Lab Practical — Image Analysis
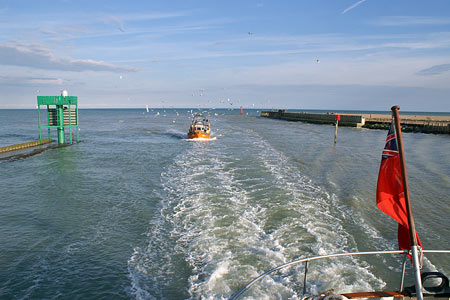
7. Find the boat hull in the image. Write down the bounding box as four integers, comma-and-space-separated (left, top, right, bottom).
188, 132, 210, 139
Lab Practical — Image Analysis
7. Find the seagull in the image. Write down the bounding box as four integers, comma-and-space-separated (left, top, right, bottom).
316, 59, 320, 64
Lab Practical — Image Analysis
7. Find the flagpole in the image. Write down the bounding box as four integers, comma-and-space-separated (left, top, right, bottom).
391, 106, 423, 300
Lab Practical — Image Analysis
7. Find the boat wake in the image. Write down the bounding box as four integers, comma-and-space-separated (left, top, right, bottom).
128, 128, 386, 299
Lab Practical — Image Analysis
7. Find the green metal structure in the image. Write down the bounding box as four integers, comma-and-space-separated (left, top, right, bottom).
37, 95, 79, 144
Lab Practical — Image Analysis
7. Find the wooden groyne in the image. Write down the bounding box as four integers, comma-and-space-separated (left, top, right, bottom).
261, 110, 450, 134
0, 139, 52, 153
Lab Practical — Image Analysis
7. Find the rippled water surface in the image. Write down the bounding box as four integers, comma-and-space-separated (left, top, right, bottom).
0, 109, 449, 299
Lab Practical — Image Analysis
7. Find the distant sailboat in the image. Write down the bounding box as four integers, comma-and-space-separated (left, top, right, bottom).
146, 105, 149, 112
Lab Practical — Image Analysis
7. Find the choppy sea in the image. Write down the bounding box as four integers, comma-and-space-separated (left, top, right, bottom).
0, 108, 449, 299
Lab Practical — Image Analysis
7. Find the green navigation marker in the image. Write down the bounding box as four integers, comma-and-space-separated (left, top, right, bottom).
37, 90, 79, 145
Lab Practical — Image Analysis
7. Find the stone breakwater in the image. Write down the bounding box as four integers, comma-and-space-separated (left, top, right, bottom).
261, 110, 450, 134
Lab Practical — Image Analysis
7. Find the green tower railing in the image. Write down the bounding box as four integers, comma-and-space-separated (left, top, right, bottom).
37, 94, 79, 144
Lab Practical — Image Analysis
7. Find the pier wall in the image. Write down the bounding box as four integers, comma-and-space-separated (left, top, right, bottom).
360, 113, 450, 133
261, 111, 450, 134
261, 111, 364, 127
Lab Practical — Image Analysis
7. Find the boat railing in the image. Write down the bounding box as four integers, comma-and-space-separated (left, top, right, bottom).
229, 249, 450, 300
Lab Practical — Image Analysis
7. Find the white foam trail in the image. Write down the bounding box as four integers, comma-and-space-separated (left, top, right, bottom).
129, 127, 387, 299
159, 139, 299, 298
248, 136, 385, 293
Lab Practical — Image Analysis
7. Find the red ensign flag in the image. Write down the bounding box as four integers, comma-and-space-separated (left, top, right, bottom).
376, 122, 421, 251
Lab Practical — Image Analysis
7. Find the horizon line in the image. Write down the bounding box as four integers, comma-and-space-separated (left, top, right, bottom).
1, 107, 449, 114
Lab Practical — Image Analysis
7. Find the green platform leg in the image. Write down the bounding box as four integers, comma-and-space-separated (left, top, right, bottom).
57, 105, 65, 144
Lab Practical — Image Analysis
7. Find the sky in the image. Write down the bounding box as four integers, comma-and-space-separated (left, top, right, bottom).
1, 0, 450, 111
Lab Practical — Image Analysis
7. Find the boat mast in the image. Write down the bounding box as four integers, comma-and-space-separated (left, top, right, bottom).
391, 106, 423, 300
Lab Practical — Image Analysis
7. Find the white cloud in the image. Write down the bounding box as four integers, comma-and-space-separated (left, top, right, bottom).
342, 0, 367, 14
0, 75, 65, 86
103, 11, 191, 23
373, 16, 450, 26
106, 31, 450, 64
35, 15, 231, 43
0, 43, 138, 72
104, 15, 125, 32
194, 55, 450, 90
417, 64, 450, 76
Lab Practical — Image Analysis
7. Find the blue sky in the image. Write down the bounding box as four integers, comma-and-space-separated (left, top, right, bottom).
1, 0, 450, 111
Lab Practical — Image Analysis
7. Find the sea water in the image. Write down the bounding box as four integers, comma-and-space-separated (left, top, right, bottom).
0, 108, 449, 299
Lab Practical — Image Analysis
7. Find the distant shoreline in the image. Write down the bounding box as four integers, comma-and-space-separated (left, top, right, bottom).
1, 107, 450, 115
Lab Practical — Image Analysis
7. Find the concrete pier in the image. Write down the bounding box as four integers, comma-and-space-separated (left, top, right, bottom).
261, 110, 365, 127
360, 113, 450, 133
261, 110, 450, 134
